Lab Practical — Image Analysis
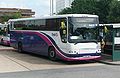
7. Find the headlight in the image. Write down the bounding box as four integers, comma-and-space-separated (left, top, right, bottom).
96, 44, 101, 49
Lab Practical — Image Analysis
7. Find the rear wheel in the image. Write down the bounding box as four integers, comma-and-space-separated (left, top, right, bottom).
48, 47, 56, 61
18, 42, 23, 53
1, 39, 3, 45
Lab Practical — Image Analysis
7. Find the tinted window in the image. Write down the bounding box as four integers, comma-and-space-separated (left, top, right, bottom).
13, 18, 67, 31
14, 21, 26, 30
34, 19, 46, 30
46, 19, 59, 31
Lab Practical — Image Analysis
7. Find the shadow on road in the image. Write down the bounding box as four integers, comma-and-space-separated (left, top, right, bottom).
0, 49, 97, 65
94, 60, 120, 66
93, 54, 120, 66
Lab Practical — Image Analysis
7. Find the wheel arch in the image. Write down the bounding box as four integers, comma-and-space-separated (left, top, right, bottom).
18, 41, 22, 47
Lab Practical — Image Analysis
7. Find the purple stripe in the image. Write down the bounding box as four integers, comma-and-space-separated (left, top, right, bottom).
34, 32, 52, 46
12, 31, 101, 61
15, 31, 52, 46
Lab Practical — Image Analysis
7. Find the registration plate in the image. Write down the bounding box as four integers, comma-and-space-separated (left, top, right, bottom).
83, 55, 91, 58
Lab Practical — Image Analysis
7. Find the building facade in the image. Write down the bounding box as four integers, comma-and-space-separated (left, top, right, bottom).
0, 8, 35, 23
0, 8, 35, 18
56, 0, 74, 13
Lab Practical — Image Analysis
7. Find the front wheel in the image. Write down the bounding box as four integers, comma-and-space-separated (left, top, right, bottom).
18, 42, 23, 53
48, 47, 56, 61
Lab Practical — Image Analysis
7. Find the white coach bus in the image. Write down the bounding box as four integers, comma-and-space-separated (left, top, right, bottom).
8, 14, 101, 61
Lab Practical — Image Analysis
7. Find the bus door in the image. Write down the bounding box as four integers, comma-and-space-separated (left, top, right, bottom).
59, 19, 68, 52
59, 20, 67, 43
101, 25, 113, 55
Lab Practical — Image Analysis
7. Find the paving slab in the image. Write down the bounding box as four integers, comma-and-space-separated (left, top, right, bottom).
0, 46, 104, 73
0, 50, 103, 71
0, 46, 15, 51
0, 54, 29, 73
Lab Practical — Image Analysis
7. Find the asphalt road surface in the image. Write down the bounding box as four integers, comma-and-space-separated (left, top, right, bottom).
0, 45, 103, 73
0, 64, 120, 78
0, 45, 120, 78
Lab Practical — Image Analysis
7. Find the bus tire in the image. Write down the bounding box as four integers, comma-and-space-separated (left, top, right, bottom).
18, 42, 23, 53
1, 39, 3, 45
48, 47, 56, 61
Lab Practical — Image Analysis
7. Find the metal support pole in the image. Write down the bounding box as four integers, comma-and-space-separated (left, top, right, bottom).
50, 0, 54, 16
50, 0, 51, 15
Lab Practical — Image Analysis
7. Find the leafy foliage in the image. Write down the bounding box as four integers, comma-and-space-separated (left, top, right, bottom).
1, 12, 21, 23
71, 0, 98, 14
58, 0, 120, 23
107, 0, 120, 23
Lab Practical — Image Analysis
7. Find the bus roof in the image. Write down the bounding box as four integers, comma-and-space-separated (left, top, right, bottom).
100, 24, 120, 28
8, 14, 98, 22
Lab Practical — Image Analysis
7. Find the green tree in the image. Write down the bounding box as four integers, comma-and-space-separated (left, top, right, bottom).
71, 0, 98, 14
59, 0, 98, 14
58, 7, 72, 14
58, 0, 119, 23
107, 0, 120, 23
1, 12, 22, 23
96, 0, 113, 23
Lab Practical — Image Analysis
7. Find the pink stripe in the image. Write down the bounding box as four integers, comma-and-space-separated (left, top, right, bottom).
28, 32, 52, 46
34, 32, 52, 46
55, 49, 101, 61
35, 33, 101, 61
13, 31, 101, 61
15, 31, 52, 46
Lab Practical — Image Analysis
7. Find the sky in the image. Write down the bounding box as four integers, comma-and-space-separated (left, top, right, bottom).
0, 0, 53, 17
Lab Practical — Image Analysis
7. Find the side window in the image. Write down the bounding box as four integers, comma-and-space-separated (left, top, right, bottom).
34, 19, 46, 30
59, 19, 67, 43
27, 20, 35, 30
14, 21, 26, 30
46, 19, 59, 31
